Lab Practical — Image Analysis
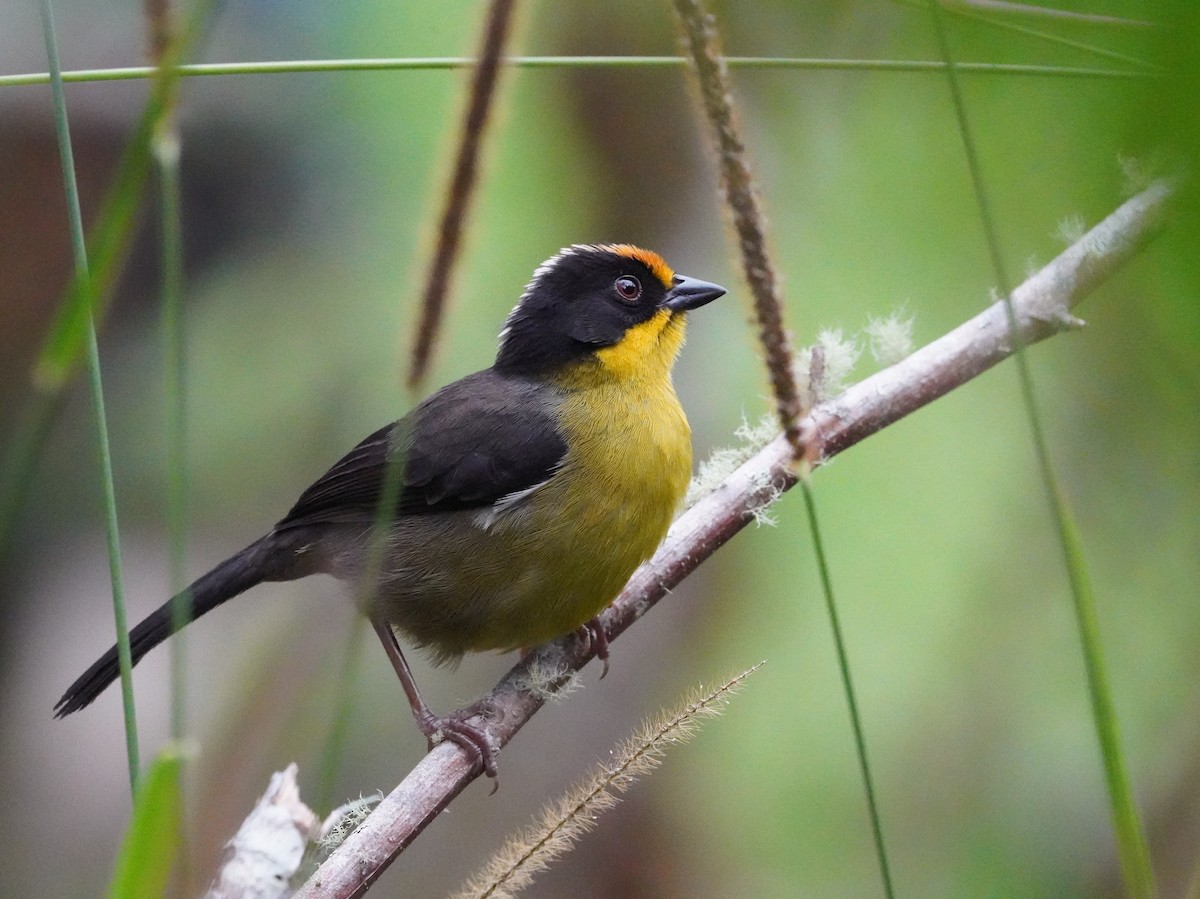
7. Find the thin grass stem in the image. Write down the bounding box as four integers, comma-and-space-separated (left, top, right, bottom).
153, 42, 193, 888
155, 85, 190, 748
800, 479, 895, 899
0, 56, 1155, 89
925, 4, 1157, 897
40, 0, 140, 795
671, 0, 805, 457
892, 0, 1160, 71
145, 0, 191, 748
456, 666, 761, 899
948, 0, 1156, 29
671, 4, 891, 893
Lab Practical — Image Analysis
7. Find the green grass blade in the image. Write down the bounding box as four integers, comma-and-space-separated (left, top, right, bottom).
925, 4, 1158, 897
40, 0, 140, 794
147, 0, 192, 739
106, 745, 186, 899
1055, 494, 1157, 898
32, 109, 155, 392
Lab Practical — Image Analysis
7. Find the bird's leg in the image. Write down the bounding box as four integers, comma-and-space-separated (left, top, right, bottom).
576, 617, 611, 679
370, 619, 499, 780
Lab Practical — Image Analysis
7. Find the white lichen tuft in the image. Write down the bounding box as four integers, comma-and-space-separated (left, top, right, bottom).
292, 790, 384, 885
685, 312, 915, 512
684, 413, 777, 508
516, 657, 584, 702
318, 793, 384, 853
865, 311, 914, 365
814, 327, 861, 395
1118, 153, 1153, 197
1056, 213, 1087, 245
734, 412, 778, 449
749, 483, 783, 527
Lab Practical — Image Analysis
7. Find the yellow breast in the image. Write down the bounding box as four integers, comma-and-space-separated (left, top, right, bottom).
552, 307, 693, 531
526, 311, 692, 630
481, 311, 693, 648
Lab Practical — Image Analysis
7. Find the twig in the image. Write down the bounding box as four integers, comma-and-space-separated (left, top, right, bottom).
671, 0, 806, 458
290, 180, 1173, 899
407, 0, 517, 389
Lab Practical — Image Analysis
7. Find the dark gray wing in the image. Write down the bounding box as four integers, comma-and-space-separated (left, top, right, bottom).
276, 369, 566, 530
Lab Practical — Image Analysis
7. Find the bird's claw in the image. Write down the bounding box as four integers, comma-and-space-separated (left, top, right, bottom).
420, 704, 501, 785
576, 618, 611, 679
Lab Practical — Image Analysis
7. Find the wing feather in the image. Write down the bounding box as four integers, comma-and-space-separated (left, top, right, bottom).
276, 370, 566, 530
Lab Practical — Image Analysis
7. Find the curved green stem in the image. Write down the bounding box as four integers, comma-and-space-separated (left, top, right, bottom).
926, 4, 1158, 896
40, 0, 140, 795
801, 479, 896, 899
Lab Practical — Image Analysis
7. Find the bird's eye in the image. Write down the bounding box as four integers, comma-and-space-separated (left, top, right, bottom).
614, 276, 641, 303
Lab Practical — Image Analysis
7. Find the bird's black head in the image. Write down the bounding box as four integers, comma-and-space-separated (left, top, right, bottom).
494, 244, 724, 379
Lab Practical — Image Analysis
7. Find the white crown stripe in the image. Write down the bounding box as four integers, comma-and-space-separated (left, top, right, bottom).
498, 245, 600, 351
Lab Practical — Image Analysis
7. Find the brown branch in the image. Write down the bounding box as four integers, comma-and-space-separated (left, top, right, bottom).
407, 0, 518, 390
671, 0, 806, 459
291, 180, 1174, 898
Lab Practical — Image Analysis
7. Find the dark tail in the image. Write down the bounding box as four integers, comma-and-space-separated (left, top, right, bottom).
54, 534, 282, 717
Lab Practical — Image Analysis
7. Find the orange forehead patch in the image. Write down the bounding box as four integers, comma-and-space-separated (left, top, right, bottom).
602, 244, 675, 290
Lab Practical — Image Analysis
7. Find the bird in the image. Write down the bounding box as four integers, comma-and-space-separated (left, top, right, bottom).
55, 243, 725, 777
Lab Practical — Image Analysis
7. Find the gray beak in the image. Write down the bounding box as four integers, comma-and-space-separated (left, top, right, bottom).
662, 274, 726, 312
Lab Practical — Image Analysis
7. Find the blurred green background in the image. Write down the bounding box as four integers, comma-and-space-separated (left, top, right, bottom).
1, 1, 1196, 896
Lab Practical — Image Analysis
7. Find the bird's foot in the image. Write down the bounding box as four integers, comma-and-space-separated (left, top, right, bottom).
575, 618, 611, 679
418, 701, 502, 787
